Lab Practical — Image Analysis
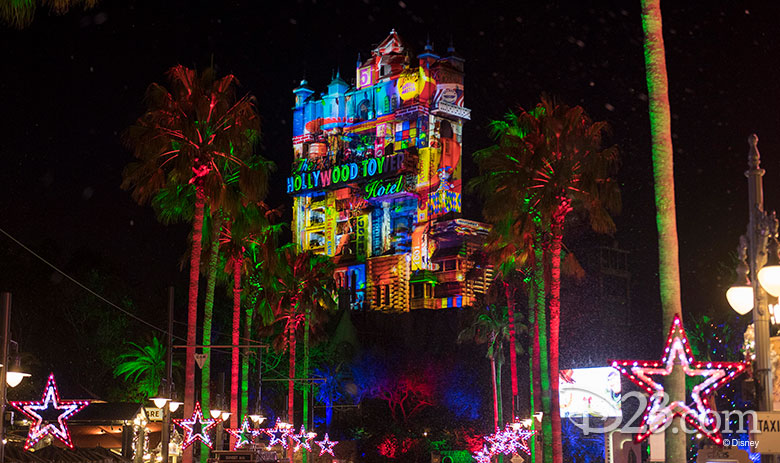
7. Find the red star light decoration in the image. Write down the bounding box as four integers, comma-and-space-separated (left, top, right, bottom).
173, 402, 220, 449
10, 373, 90, 450
226, 416, 262, 450
315, 433, 338, 456
610, 314, 747, 445
290, 425, 315, 452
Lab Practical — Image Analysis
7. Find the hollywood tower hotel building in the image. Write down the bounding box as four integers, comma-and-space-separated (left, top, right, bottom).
288, 30, 493, 311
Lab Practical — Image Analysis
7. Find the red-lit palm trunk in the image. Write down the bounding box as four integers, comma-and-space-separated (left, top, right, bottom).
504, 282, 519, 419
230, 257, 242, 435
549, 203, 569, 463
184, 189, 205, 463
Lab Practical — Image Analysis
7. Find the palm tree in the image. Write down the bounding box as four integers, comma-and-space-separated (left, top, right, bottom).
243, 219, 286, 419
472, 96, 620, 463
114, 337, 173, 400
482, 208, 546, 463
641, 1, 685, 460
1, 0, 97, 28
219, 202, 279, 432
122, 65, 267, 436
458, 305, 514, 431
265, 246, 335, 428
483, 213, 540, 417
313, 362, 348, 430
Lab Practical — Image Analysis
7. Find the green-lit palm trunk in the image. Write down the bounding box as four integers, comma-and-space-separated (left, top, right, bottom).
641, 1, 685, 461
504, 283, 519, 419
241, 305, 253, 418
536, 243, 552, 463
490, 354, 500, 430
200, 213, 221, 462
230, 257, 242, 444
527, 277, 538, 463
302, 308, 311, 463
549, 216, 566, 463
184, 189, 205, 463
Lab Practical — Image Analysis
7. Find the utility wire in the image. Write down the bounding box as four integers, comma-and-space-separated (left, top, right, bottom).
0, 225, 265, 360
0, 225, 177, 337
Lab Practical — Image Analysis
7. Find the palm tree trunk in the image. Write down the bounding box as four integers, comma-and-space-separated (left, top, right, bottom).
504, 282, 519, 419
536, 244, 552, 463
641, 1, 685, 461
230, 257, 242, 442
496, 356, 504, 463
241, 305, 253, 418
288, 316, 297, 426
302, 308, 311, 463
528, 278, 539, 463
184, 190, 205, 463
549, 222, 564, 463
490, 355, 499, 431
200, 212, 221, 463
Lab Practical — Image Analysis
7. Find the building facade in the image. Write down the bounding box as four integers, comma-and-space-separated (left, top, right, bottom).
288, 30, 492, 311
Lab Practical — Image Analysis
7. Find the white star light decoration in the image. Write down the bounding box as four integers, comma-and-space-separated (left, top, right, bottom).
315, 433, 338, 456
226, 416, 263, 450
610, 314, 747, 445
10, 373, 90, 450
473, 423, 536, 461
291, 425, 316, 452
173, 402, 221, 449
263, 418, 292, 449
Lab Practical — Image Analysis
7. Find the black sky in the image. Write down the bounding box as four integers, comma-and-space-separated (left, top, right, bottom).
2, 0, 780, 365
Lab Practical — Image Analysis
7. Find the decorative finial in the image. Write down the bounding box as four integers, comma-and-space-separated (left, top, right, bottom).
447, 35, 455, 53
356, 52, 362, 68
748, 133, 761, 170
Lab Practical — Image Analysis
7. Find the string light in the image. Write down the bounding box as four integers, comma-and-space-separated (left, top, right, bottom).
225, 415, 262, 450
10, 373, 90, 450
263, 418, 292, 449
472, 422, 537, 461
290, 426, 315, 452
609, 314, 747, 445
315, 433, 338, 456
173, 402, 220, 449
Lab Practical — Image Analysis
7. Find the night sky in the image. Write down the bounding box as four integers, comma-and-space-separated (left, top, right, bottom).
2, 1, 780, 372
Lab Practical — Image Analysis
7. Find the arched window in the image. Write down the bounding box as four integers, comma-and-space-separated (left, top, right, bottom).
359, 99, 370, 120
440, 120, 453, 139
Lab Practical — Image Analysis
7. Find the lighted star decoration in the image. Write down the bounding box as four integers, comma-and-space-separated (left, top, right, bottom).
315, 433, 338, 456
610, 313, 747, 445
173, 402, 221, 449
226, 415, 263, 450
290, 425, 315, 452
472, 445, 491, 463
10, 373, 90, 450
474, 423, 537, 461
263, 418, 291, 449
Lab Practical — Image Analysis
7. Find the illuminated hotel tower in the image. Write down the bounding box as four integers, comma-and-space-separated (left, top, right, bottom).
289, 30, 492, 311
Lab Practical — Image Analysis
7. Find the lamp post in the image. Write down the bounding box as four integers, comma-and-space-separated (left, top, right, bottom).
152, 287, 176, 463
0, 292, 30, 463
727, 135, 780, 462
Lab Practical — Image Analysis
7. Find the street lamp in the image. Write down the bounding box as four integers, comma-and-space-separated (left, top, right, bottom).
0, 292, 30, 463
727, 135, 780, 427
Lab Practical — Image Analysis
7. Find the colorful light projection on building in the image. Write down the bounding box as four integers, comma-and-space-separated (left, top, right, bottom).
289, 30, 488, 312
287, 153, 407, 194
